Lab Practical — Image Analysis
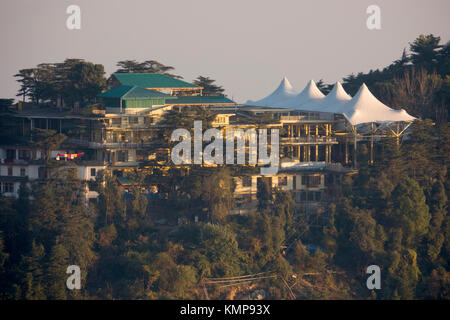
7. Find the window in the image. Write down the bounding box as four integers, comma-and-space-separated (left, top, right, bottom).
300, 191, 307, 201
278, 176, 288, 186
8, 167, 13, 176
90, 168, 96, 177
112, 118, 121, 126
145, 117, 154, 125
310, 175, 321, 186
38, 167, 46, 179
20, 168, 26, 177
307, 191, 314, 201
2, 182, 14, 193
129, 117, 138, 124
242, 176, 252, 187
301, 175, 307, 185
117, 151, 128, 162
18, 150, 31, 160
6, 149, 15, 160
315, 191, 322, 201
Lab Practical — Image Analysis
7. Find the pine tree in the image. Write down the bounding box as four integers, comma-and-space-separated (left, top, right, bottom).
46, 243, 69, 300
391, 177, 431, 248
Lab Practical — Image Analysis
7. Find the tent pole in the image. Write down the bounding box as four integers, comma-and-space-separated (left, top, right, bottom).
370, 122, 374, 165
353, 125, 357, 169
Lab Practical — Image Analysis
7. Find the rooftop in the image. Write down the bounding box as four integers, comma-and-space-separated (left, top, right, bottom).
113, 73, 201, 90
98, 85, 176, 100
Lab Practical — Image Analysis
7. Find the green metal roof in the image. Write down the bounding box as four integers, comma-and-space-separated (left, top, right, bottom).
97, 85, 176, 100
113, 73, 201, 89
167, 95, 236, 105
117, 176, 134, 185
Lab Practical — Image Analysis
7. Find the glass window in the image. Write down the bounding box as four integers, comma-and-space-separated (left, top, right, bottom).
315, 191, 322, 201
129, 117, 138, 124
242, 176, 252, 187
278, 176, 288, 186
300, 191, 307, 201
18, 150, 31, 160
90, 168, 96, 177
2, 182, 14, 193
20, 168, 26, 177
301, 175, 307, 185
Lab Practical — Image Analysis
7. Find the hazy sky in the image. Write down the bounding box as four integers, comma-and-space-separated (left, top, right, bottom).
0, 0, 449, 103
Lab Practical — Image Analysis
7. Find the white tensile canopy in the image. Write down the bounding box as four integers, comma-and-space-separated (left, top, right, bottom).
335, 84, 416, 125
278, 79, 325, 108
246, 77, 297, 107
248, 78, 416, 125
307, 82, 352, 113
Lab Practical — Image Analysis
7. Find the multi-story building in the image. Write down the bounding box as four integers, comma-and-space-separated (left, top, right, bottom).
0, 73, 415, 222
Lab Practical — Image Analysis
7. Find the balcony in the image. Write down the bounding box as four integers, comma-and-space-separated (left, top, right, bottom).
66, 138, 154, 149
280, 136, 337, 144
0, 158, 30, 165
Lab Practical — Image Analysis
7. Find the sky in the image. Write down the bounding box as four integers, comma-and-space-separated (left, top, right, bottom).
0, 0, 449, 103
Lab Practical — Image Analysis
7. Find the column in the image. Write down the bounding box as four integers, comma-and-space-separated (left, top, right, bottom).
328, 145, 332, 163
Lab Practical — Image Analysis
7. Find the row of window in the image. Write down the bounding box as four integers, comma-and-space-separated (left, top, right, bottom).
241, 175, 322, 187
0, 182, 14, 193
110, 117, 153, 126
5, 149, 37, 161
296, 190, 323, 202
236, 190, 323, 204
3, 167, 26, 177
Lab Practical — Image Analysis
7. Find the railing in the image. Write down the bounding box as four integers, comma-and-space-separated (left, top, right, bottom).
66, 138, 153, 149
280, 136, 337, 143
0, 158, 30, 164
280, 115, 307, 121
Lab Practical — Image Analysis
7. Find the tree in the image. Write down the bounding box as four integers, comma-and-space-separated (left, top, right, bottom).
23, 241, 46, 300
114, 60, 181, 78
66, 61, 106, 108
385, 249, 420, 299
97, 170, 125, 226
46, 243, 69, 300
257, 177, 272, 212
193, 76, 225, 96
391, 177, 431, 248
190, 168, 234, 223
15, 59, 107, 109
0, 232, 9, 298
409, 34, 442, 71
33, 129, 67, 162
177, 223, 248, 278
29, 169, 96, 298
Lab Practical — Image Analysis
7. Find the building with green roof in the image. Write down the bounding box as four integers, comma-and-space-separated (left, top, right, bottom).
97, 85, 176, 112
